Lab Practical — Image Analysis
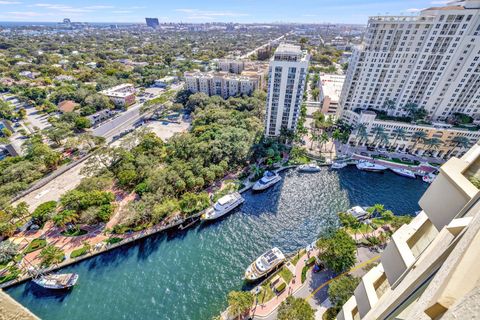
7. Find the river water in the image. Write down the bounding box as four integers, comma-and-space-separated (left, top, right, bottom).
6, 167, 428, 320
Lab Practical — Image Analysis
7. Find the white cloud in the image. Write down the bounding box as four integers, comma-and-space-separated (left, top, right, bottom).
112, 10, 130, 14
175, 8, 249, 20
0, 1, 21, 4
430, 0, 451, 4
7, 11, 42, 16
406, 8, 424, 13
31, 3, 115, 13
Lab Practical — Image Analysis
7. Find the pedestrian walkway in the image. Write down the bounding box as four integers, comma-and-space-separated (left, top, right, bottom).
251, 249, 319, 318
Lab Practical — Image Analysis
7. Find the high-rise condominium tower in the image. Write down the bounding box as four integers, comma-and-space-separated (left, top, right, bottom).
340, 0, 480, 122
265, 43, 309, 137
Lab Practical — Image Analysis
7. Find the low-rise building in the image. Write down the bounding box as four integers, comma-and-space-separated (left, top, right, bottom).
319, 74, 345, 117
100, 84, 136, 108
342, 109, 480, 159
154, 76, 177, 88
217, 59, 245, 74
184, 71, 262, 99
337, 140, 480, 320
87, 109, 118, 126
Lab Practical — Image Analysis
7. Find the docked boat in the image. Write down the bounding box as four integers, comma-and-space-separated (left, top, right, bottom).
298, 163, 321, 173
422, 173, 437, 184
331, 161, 347, 169
245, 247, 285, 281
201, 192, 244, 221
391, 168, 416, 179
32, 273, 79, 290
252, 171, 281, 191
356, 161, 387, 172
346, 206, 369, 221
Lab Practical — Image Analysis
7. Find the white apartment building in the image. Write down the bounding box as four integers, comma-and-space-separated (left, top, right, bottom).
340, 1, 480, 122
337, 140, 480, 320
343, 109, 480, 158
265, 43, 309, 137
217, 59, 245, 74
184, 71, 261, 99
319, 74, 346, 117
100, 84, 136, 108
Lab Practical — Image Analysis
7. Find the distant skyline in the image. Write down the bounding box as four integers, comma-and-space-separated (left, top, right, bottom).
0, 0, 453, 24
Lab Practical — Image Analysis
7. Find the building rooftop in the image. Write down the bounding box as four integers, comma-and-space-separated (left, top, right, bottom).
320, 74, 345, 102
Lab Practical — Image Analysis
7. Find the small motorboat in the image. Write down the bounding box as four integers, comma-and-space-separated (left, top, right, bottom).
201, 192, 244, 221
298, 163, 321, 173
245, 247, 285, 281
422, 173, 437, 184
391, 168, 416, 179
331, 161, 347, 169
252, 171, 281, 191
32, 273, 79, 290
356, 161, 387, 172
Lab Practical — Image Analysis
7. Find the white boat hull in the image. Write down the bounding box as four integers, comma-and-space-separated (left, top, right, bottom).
201, 197, 245, 221
331, 162, 347, 169
391, 168, 416, 179
252, 176, 281, 191
356, 162, 387, 172
33, 273, 79, 289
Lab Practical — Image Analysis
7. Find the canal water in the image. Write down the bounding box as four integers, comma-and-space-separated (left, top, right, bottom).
6, 167, 428, 320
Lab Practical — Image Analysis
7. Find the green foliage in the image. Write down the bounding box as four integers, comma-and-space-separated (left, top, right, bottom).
32, 201, 57, 225
61, 228, 88, 237
317, 229, 357, 273
39, 245, 65, 267
104, 237, 123, 245
227, 291, 254, 318
70, 242, 91, 259
23, 238, 47, 254
278, 296, 315, 320
179, 192, 210, 215
0, 241, 19, 265
328, 275, 360, 308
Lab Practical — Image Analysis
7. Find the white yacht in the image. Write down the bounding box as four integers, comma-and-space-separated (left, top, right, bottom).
391, 168, 416, 179
33, 273, 79, 290
346, 206, 369, 221
245, 247, 285, 281
422, 172, 437, 184
331, 161, 347, 169
252, 171, 281, 191
298, 163, 321, 173
201, 192, 244, 221
356, 161, 387, 172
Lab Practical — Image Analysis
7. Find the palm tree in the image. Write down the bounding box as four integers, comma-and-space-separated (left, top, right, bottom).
39, 245, 65, 267
383, 99, 396, 115
227, 291, 254, 320
53, 210, 79, 229
355, 124, 369, 146
319, 132, 329, 152
372, 126, 385, 146
309, 130, 319, 150
391, 128, 406, 149
402, 102, 419, 119
423, 138, 442, 152
447, 136, 470, 157
378, 132, 389, 148
411, 131, 427, 152
331, 129, 342, 152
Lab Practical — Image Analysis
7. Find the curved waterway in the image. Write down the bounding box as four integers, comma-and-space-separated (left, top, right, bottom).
6, 167, 428, 320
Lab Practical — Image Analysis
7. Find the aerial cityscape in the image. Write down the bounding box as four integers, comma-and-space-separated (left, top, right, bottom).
0, 1, 479, 320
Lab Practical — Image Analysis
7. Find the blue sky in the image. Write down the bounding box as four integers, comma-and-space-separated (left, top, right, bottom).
0, 0, 452, 23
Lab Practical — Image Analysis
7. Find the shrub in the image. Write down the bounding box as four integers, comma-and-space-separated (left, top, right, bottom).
70, 246, 89, 259
275, 282, 286, 293
32, 200, 57, 224
104, 237, 123, 245
23, 238, 47, 254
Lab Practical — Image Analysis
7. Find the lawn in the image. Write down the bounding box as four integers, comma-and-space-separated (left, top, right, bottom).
257, 266, 293, 304
70, 246, 89, 259
23, 238, 47, 254
104, 237, 123, 245
291, 249, 306, 266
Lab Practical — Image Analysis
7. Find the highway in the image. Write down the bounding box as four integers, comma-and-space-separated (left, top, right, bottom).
240, 33, 288, 59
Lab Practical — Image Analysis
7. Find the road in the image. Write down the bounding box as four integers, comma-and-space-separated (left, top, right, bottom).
240, 33, 288, 59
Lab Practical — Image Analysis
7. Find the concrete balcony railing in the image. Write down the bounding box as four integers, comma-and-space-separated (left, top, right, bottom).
354, 264, 391, 318
337, 296, 361, 320
419, 155, 480, 230
381, 211, 439, 285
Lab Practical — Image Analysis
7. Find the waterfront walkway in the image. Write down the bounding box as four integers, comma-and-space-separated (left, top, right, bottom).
250, 247, 380, 320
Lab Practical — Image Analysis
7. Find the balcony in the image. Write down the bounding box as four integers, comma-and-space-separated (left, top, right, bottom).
381, 211, 439, 285
419, 151, 480, 230
354, 264, 391, 317
337, 296, 360, 320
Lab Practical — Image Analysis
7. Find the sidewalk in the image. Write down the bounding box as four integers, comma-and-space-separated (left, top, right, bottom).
251, 249, 319, 318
